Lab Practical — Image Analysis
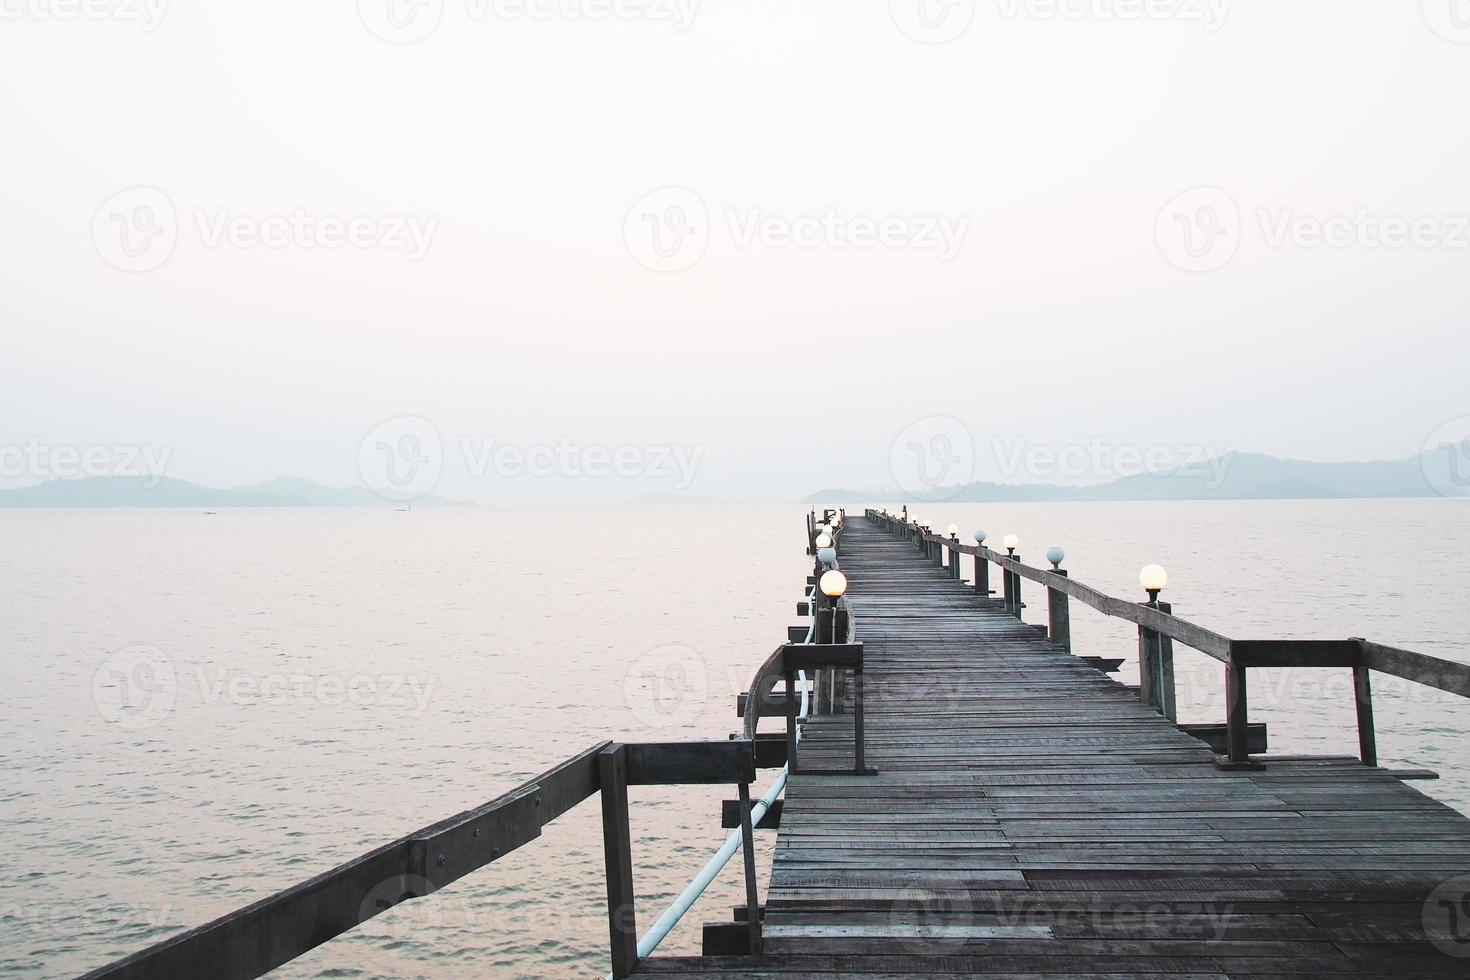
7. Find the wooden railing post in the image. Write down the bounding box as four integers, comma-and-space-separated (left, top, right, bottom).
815, 599, 834, 644
949, 536, 960, 578
1001, 558, 1014, 613
736, 782, 762, 955
598, 745, 637, 979
974, 550, 990, 596
1225, 661, 1250, 765
1009, 558, 1022, 619
1157, 601, 1177, 722
1353, 660, 1378, 767
1138, 603, 1177, 722
784, 662, 800, 773
1047, 570, 1071, 653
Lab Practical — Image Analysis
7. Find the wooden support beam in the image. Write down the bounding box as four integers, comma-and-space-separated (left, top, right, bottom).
736, 732, 788, 769
1180, 722, 1268, 755
720, 799, 782, 830
624, 741, 755, 786
1079, 656, 1124, 673
701, 922, 751, 957
1228, 639, 1362, 668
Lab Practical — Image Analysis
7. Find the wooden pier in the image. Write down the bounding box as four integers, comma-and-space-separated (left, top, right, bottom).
646, 513, 1470, 978
86, 509, 1470, 979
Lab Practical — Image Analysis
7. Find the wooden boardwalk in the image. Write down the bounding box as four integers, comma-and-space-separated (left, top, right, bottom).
640, 518, 1470, 977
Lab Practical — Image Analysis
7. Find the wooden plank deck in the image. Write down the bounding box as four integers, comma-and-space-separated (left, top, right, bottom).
637, 518, 1470, 977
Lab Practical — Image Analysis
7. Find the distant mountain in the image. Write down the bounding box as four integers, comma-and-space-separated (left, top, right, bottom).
0, 476, 472, 508
807, 445, 1470, 504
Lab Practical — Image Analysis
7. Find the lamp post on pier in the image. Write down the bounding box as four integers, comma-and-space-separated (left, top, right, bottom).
1137, 564, 1176, 722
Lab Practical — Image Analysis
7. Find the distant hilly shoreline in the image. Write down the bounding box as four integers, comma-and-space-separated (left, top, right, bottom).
807, 447, 1470, 504
0, 476, 472, 508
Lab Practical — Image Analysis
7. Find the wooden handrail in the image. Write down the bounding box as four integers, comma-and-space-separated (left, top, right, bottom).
83, 740, 760, 980
881, 513, 1470, 694
869, 508, 1470, 770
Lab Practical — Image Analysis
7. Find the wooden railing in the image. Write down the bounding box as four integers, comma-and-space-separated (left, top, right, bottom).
83, 740, 761, 980
747, 509, 873, 775
84, 510, 869, 980
867, 509, 1470, 768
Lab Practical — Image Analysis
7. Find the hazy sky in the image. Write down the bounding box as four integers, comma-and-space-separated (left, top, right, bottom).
4, 2, 1469, 502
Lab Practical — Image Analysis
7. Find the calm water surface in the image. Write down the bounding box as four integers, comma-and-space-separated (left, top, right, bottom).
2, 501, 1468, 978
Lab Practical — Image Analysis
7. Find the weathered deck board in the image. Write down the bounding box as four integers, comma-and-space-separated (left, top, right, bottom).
635, 518, 1470, 977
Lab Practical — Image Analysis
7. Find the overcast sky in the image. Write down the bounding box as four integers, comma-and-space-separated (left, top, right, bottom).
4, 1, 1469, 502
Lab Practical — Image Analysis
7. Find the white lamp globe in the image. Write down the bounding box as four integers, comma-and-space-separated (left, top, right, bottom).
947, 524, 959, 537
815, 532, 833, 549
817, 547, 837, 565
1140, 564, 1168, 593
974, 530, 987, 544
1003, 534, 1020, 552
1046, 547, 1066, 568
819, 570, 848, 598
